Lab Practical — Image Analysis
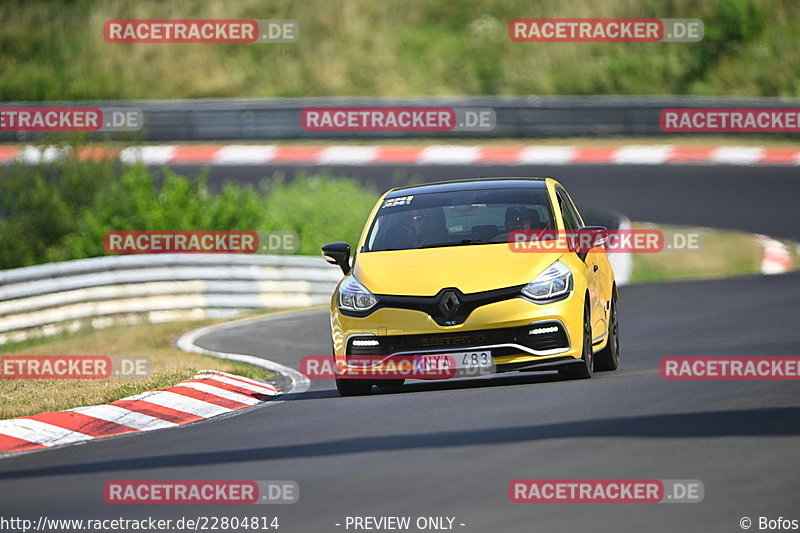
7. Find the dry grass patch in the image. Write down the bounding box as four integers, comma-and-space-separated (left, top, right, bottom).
0, 318, 275, 420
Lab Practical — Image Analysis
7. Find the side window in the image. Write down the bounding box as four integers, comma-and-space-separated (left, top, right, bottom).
366, 217, 382, 250
563, 192, 584, 228
557, 191, 578, 230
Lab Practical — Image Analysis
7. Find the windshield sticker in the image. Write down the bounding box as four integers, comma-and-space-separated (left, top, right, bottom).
382, 195, 414, 208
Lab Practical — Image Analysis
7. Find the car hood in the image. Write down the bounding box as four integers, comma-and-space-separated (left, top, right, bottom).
353, 244, 563, 296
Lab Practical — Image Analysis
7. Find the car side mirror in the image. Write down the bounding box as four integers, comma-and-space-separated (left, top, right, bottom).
581, 226, 609, 248
322, 242, 351, 275
573, 226, 608, 262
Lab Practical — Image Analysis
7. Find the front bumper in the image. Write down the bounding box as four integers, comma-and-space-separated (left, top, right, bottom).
331, 291, 585, 378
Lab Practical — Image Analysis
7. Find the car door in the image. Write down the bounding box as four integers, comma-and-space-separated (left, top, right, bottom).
556, 188, 603, 341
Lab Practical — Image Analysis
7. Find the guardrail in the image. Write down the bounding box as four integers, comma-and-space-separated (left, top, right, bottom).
0, 254, 341, 345
3, 96, 799, 141
0, 207, 630, 346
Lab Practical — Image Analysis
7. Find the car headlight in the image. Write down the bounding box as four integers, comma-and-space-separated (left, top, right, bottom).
338, 276, 378, 311
521, 260, 573, 301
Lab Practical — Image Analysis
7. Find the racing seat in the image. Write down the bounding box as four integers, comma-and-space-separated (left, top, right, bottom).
529, 210, 545, 230
471, 225, 499, 241
505, 206, 545, 231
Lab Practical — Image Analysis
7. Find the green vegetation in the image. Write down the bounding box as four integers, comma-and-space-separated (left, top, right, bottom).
0, 143, 379, 269
629, 223, 798, 282
0, 0, 797, 100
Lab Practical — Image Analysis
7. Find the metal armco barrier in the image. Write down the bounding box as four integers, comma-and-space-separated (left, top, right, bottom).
0, 203, 630, 346
0, 254, 341, 345
2, 96, 799, 141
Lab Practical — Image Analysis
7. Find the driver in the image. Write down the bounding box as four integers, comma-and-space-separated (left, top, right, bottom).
505, 206, 533, 231
410, 207, 447, 246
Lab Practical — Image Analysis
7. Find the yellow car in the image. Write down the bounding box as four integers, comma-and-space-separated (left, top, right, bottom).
322, 178, 619, 396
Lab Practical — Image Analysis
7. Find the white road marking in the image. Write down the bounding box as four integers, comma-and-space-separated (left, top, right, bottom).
612, 145, 673, 165
213, 145, 277, 165
124, 390, 232, 417
419, 146, 480, 164
517, 146, 575, 165
69, 405, 177, 431
174, 382, 261, 405
318, 146, 378, 164
0, 419, 94, 447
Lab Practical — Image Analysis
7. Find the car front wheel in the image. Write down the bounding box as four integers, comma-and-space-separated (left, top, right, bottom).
559, 302, 593, 380
594, 293, 619, 371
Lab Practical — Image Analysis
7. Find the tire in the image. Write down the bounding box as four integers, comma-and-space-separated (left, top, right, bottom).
374, 379, 405, 388
559, 302, 593, 380
594, 293, 619, 372
336, 378, 373, 396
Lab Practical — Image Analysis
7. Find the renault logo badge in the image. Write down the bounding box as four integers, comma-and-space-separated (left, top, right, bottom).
439, 290, 461, 318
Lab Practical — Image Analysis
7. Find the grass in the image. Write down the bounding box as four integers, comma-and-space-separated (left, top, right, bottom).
629, 222, 798, 282
0, 318, 275, 420
1, 0, 798, 100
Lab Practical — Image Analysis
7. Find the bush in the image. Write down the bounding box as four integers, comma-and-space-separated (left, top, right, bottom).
0, 154, 379, 269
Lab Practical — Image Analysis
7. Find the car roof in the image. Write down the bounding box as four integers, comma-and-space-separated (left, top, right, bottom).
384, 177, 550, 198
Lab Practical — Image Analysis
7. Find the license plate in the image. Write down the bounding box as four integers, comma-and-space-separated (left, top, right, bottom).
413, 351, 493, 373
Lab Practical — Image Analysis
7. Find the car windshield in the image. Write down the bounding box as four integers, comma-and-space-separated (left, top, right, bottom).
363, 187, 554, 252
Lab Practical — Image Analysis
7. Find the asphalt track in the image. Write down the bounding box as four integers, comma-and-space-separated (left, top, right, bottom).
164, 163, 800, 240
0, 164, 799, 533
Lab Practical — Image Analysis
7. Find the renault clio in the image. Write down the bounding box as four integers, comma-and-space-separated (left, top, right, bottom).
322, 178, 619, 396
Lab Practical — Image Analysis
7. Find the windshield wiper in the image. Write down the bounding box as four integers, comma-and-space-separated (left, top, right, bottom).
419, 239, 494, 249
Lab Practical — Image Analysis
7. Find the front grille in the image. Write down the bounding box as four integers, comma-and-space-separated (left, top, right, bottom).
381, 328, 519, 353
372, 285, 525, 326
346, 322, 569, 356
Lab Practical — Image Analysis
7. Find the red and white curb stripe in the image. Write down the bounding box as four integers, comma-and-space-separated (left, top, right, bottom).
0, 370, 278, 454
756, 236, 793, 275
2, 144, 800, 166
